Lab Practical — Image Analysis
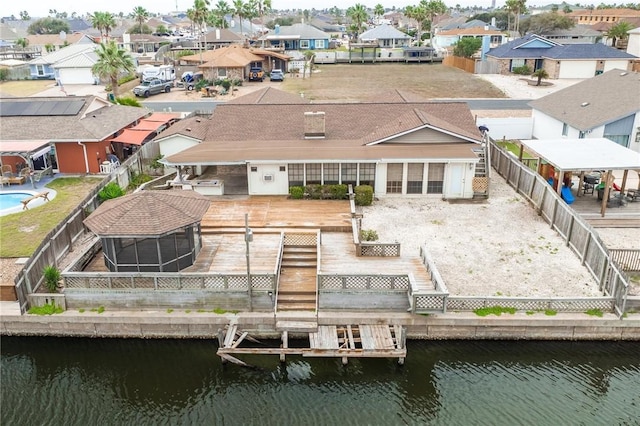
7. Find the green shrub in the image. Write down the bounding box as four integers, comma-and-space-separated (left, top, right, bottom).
43, 265, 61, 292
512, 65, 532, 75
128, 172, 152, 189
0, 68, 9, 81
585, 308, 603, 317
354, 185, 373, 206
98, 182, 125, 202
231, 78, 243, 87
360, 229, 379, 241
474, 306, 517, 316
305, 184, 322, 199
175, 50, 195, 58
289, 186, 304, 199
114, 96, 141, 107
28, 302, 63, 315
330, 184, 348, 200
220, 79, 231, 90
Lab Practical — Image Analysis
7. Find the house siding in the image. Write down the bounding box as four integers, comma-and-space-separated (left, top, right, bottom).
386, 128, 465, 144
54, 140, 112, 174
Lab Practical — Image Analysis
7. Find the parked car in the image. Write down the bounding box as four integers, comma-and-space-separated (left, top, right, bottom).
176, 71, 204, 91
270, 69, 285, 82
133, 79, 172, 97
249, 67, 264, 82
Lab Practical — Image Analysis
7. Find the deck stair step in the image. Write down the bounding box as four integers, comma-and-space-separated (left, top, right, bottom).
276, 302, 317, 311
281, 261, 316, 268
275, 320, 319, 332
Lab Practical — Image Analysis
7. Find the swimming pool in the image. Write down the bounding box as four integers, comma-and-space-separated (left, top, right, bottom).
0, 191, 52, 216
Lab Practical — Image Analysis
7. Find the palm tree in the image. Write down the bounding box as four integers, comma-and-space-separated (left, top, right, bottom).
374, 4, 385, 22
132, 6, 149, 34
532, 68, 548, 86
15, 37, 29, 51
244, 0, 258, 38
405, 4, 427, 46
92, 41, 135, 98
256, 0, 271, 44
233, 0, 246, 37
346, 3, 368, 39
189, 0, 209, 63
209, 0, 232, 29
423, 0, 447, 44
605, 21, 633, 48
90, 11, 116, 40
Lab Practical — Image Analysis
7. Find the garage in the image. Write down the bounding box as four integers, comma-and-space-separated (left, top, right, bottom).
57, 67, 96, 85
558, 60, 597, 79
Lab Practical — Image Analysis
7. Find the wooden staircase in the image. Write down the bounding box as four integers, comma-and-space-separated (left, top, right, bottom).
472, 145, 489, 199
275, 233, 320, 333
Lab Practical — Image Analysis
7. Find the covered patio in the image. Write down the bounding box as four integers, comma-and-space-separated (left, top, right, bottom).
521, 138, 640, 218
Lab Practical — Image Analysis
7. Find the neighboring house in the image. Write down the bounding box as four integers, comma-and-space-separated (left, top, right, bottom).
198, 28, 243, 50
528, 69, 640, 152
486, 34, 637, 78
566, 8, 640, 26
26, 33, 94, 52
358, 24, 411, 48
120, 33, 170, 54
0, 96, 149, 174
161, 88, 486, 200
432, 27, 506, 50
310, 17, 346, 34
260, 23, 331, 50
539, 24, 601, 44
179, 45, 289, 81
628, 27, 640, 57
28, 42, 96, 82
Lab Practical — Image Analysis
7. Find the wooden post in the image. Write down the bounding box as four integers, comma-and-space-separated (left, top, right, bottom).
620, 169, 628, 193
280, 331, 287, 363
577, 171, 585, 197
600, 171, 612, 217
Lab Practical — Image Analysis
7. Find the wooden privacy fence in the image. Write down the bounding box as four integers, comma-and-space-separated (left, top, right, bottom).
489, 139, 629, 317
443, 56, 475, 73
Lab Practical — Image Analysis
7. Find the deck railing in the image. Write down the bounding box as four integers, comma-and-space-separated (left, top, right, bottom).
610, 249, 640, 272
489, 139, 630, 317
273, 232, 285, 313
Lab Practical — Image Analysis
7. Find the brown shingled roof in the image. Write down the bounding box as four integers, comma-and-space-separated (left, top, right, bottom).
84, 191, 211, 237
153, 115, 211, 141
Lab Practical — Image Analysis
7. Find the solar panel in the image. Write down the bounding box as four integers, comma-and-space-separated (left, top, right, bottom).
0, 99, 85, 116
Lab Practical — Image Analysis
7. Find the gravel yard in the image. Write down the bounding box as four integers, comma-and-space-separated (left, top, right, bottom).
360, 173, 634, 297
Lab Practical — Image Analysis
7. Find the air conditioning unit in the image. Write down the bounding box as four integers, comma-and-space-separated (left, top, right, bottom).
263, 174, 274, 182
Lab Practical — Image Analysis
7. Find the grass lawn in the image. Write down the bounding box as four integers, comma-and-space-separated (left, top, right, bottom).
0, 80, 52, 97
497, 140, 534, 158
0, 177, 102, 257
280, 63, 506, 102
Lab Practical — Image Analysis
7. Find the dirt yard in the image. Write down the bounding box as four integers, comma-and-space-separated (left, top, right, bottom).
280, 63, 506, 101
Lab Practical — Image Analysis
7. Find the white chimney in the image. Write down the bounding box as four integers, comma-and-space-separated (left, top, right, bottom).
216, 28, 220, 39
304, 112, 325, 139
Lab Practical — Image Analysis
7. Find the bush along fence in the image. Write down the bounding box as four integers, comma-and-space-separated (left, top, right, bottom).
488, 138, 629, 317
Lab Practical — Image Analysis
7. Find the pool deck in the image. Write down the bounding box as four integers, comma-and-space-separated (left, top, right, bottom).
0, 175, 57, 216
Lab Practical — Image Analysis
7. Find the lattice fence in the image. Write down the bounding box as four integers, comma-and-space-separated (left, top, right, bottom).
447, 297, 615, 312
472, 177, 489, 192
414, 295, 447, 311
284, 233, 317, 246
359, 243, 401, 257
318, 275, 409, 290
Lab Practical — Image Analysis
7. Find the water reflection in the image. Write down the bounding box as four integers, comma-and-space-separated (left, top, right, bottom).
2, 337, 639, 425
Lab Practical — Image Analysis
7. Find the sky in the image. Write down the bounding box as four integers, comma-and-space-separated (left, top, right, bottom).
3, 0, 538, 20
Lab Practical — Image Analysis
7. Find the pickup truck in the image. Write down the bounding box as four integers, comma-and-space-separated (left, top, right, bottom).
133, 78, 172, 97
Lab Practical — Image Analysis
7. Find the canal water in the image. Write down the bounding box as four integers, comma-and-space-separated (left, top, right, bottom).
1, 337, 639, 425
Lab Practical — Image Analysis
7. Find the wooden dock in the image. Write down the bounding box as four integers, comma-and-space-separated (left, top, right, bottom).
217, 323, 406, 366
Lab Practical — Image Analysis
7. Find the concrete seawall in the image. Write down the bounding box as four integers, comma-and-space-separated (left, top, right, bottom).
2, 310, 639, 340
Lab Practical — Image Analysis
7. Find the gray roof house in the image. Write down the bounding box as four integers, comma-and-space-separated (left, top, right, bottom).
28, 41, 97, 84
260, 23, 331, 50
540, 24, 602, 44
528, 69, 640, 151
359, 24, 411, 48
486, 34, 637, 78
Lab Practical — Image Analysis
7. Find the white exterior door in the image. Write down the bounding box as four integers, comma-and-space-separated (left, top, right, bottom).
248, 164, 289, 195
58, 68, 95, 84
447, 163, 464, 198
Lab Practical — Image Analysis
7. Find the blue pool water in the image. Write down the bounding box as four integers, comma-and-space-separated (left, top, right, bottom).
0, 193, 31, 210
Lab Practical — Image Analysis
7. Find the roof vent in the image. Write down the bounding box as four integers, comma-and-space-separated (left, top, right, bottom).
196, 118, 201, 122
620, 72, 628, 76
581, 102, 590, 107
304, 111, 325, 139
186, 127, 191, 132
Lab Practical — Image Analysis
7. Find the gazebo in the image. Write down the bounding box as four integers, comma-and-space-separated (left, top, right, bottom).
520, 138, 640, 216
83, 190, 211, 272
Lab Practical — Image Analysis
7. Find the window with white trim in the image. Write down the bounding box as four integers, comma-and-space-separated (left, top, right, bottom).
300, 40, 310, 49
426, 163, 444, 194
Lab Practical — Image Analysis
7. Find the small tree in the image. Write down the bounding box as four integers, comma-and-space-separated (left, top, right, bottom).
532, 68, 548, 86
98, 182, 125, 201
453, 38, 482, 58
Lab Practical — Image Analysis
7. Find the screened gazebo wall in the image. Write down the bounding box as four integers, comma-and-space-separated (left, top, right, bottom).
101, 224, 202, 272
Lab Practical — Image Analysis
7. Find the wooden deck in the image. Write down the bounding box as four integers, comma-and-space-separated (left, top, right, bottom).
201, 196, 352, 232
217, 323, 407, 366
569, 189, 640, 228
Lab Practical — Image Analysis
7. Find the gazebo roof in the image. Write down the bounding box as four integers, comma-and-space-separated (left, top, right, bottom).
84, 190, 211, 237
520, 138, 640, 171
